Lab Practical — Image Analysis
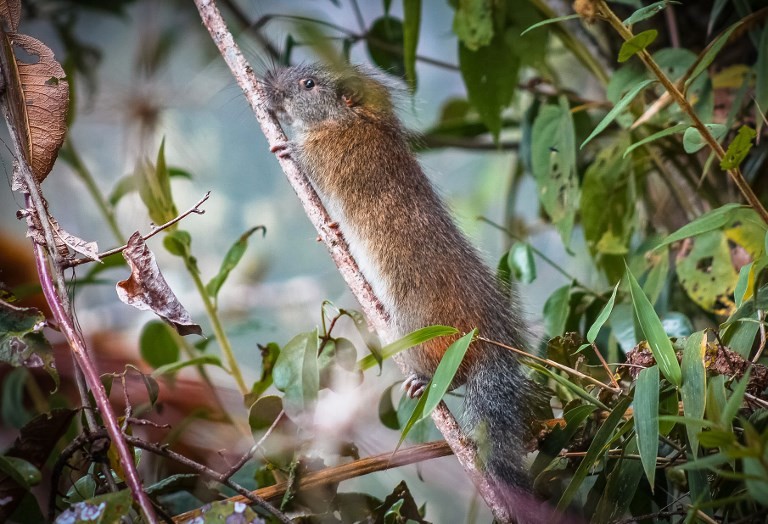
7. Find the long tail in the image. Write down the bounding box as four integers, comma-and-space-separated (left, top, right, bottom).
464, 344, 551, 522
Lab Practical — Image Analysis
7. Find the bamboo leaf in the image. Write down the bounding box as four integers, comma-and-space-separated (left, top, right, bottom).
587, 282, 620, 343
681, 331, 707, 456
653, 203, 744, 249
623, 123, 687, 158
581, 79, 655, 148
685, 22, 740, 87
397, 330, 475, 449
622, 1, 680, 26
626, 263, 682, 386
520, 14, 581, 36
403, 0, 421, 90
357, 326, 459, 371
556, 395, 633, 511
635, 365, 660, 489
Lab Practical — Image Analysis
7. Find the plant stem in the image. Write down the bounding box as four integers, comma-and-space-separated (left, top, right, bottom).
182, 252, 248, 396
596, 0, 768, 224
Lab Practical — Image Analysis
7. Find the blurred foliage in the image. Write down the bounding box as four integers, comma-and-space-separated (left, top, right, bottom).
2, 0, 768, 522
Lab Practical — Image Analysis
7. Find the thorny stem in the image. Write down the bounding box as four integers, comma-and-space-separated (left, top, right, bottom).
192, 1, 515, 521
595, 0, 768, 225
64, 191, 211, 268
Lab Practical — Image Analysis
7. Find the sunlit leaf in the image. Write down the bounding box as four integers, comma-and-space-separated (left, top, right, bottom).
357, 325, 458, 371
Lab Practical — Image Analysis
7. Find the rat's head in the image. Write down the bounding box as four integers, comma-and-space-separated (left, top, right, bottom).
263, 63, 396, 130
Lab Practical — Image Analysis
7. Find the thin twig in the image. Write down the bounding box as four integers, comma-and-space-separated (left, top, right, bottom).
63, 191, 211, 268
191, 1, 513, 521
591, 343, 621, 390
477, 336, 622, 395
172, 440, 453, 522
221, 411, 285, 482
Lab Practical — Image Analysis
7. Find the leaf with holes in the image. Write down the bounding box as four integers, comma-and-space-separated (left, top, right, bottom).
531, 97, 579, 244
676, 230, 738, 314
720, 126, 756, 170
0, 299, 58, 390
0, 30, 69, 182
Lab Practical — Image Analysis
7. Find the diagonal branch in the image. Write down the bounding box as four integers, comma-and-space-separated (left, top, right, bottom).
191, 0, 513, 521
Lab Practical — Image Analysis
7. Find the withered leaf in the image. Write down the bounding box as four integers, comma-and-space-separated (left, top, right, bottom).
0, 0, 20, 32
0, 30, 69, 182
116, 232, 202, 336
50, 217, 100, 262
0, 298, 59, 390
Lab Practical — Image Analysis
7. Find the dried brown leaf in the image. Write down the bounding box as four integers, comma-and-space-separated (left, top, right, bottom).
116, 232, 202, 336
0, 0, 20, 32
0, 30, 69, 182
50, 218, 100, 262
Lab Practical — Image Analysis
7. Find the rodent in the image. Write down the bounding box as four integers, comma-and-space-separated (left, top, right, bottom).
263, 62, 549, 520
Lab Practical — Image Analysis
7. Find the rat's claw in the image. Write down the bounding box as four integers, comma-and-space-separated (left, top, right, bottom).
403, 373, 429, 399
270, 141, 292, 159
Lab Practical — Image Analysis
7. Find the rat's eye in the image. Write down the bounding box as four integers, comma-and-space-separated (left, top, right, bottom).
301, 78, 316, 89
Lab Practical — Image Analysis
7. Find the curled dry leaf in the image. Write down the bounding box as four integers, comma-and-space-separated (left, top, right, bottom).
0, 30, 69, 182
116, 232, 202, 337
0, 0, 20, 32
49, 217, 100, 262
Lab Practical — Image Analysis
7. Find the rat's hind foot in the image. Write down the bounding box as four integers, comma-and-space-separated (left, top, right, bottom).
270, 141, 293, 159
403, 373, 430, 399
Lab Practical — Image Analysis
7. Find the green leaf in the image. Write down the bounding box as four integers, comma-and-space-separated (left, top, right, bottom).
206, 226, 264, 301
543, 283, 572, 338
378, 383, 401, 430
397, 330, 475, 449
697, 429, 736, 448
581, 79, 655, 148
618, 30, 658, 63
681, 331, 706, 455
453, 0, 494, 50
520, 14, 580, 36
587, 282, 620, 343
135, 138, 178, 227
402, 0, 421, 90
734, 261, 754, 308
581, 136, 635, 260
622, 1, 679, 26
248, 395, 283, 431
367, 17, 405, 78
151, 354, 223, 377
109, 167, 191, 207
682, 123, 727, 153
139, 320, 180, 369
526, 361, 609, 410
720, 125, 757, 170
756, 23, 768, 135
0, 456, 40, 488
685, 22, 740, 88
272, 330, 319, 418
744, 448, 768, 504
163, 229, 191, 257
625, 263, 682, 387
592, 436, 645, 523
721, 370, 750, 425
531, 97, 579, 244
623, 123, 687, 158
532, 404, 596, 476
654, 203, 744, 249
54, 489, 133, 524
0, 300, 59, 391
357, 325, 458, 371
247, 342, 280, 401
705, 374, 727, 429
643, 248, 669, 306
556, 395, 633, 511
635, 365, 660, 488
507, 242, 536, 284
458, 33, 519, 139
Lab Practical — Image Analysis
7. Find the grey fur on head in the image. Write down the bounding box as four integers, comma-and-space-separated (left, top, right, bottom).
263, 62, 403, 130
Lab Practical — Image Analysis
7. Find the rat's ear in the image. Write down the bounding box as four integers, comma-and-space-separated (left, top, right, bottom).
339, 76, 365, 107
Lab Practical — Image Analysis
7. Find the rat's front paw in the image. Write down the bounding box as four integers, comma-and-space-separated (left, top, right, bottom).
403, 373, 430, 399
270, 141, 293, 159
